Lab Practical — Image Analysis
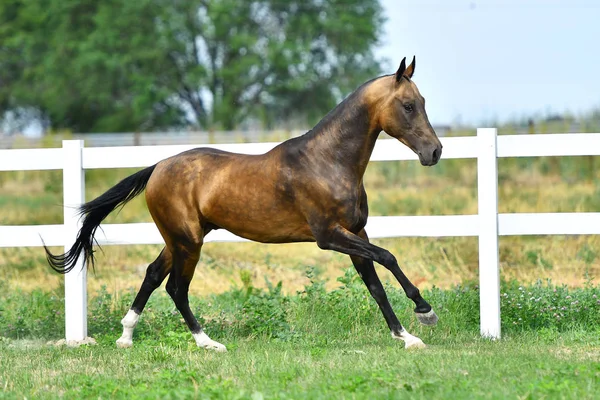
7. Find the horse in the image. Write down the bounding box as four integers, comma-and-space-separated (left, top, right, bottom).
44, 56, 443, 351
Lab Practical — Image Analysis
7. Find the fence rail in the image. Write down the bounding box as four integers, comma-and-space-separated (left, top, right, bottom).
1, 128, 599, 343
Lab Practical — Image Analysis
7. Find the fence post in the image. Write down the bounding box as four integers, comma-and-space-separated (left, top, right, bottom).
477, 128, 501, 339
62, 140, 87, 343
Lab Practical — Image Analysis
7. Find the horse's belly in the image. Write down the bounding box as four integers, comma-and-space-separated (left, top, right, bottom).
230, 224, 315, 244
202, 196, 315, 244
211, 214, 315, 244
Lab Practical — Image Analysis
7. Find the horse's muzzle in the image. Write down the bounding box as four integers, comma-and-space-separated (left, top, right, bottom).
418, 145, 442, 166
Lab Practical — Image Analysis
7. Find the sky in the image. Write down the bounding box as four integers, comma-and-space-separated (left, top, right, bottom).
374, 0, 600, 126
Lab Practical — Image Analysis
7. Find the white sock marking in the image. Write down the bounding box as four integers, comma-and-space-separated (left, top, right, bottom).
193, 331, 227, 352
116, 309, 140, 348
392, 329, 426, 349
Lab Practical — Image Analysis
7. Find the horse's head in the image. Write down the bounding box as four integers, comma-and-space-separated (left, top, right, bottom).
378, 56, 442, 166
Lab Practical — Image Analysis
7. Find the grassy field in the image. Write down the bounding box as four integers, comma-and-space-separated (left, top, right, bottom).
0, 269, 600, 399
2, 332, 599, 399
1, 272, 599, 399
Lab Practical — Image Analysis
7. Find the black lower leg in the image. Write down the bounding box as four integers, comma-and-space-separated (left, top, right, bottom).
351, 254, 404, 335
386, 265, 431, 314
166, 274, 202, 333
130, 248, 171, 314
165, 249, 203, 334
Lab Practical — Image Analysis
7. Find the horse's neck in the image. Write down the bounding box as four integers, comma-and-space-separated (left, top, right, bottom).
301, 77, 390, 178
306, 100, 382, 179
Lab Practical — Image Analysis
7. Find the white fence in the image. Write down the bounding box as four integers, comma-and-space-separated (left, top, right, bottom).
1, 128, 600, 342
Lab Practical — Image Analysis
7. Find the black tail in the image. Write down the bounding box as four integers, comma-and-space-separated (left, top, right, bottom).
44, 164, 157, 274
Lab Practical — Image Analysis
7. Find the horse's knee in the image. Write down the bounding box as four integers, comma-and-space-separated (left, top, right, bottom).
378, 250, 397, 267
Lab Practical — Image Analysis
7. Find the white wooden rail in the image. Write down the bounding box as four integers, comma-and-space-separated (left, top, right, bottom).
1, 128, 600, 342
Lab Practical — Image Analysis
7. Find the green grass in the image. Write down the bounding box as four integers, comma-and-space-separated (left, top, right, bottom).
1, 270, 599, 399
2, 333, 598, 399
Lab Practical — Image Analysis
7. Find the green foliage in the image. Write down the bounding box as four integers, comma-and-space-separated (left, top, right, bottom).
298, 267, 383, 334
0, 0, 185, 133
2, 270, 598, 344
0, 0, 387, 133
1, 274, 600, 399
499, 278, 600, 332
236, 277, 295, 340
0, 283, 65, 339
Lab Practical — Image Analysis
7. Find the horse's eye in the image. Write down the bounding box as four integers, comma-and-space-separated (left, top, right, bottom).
403, 104, 413, 112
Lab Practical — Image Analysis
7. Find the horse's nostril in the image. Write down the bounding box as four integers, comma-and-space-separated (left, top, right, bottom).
432, 148, 440, 163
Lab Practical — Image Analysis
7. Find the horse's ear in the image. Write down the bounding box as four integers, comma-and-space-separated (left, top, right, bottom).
404, 55, 416, 79
395, 57, 407, 83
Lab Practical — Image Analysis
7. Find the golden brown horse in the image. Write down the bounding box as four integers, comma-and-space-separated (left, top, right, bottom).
45, 56, 443, 351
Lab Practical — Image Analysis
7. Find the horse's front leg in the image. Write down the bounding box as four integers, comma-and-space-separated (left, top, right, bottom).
315, 226, 438, 340
348, 231, 425, 348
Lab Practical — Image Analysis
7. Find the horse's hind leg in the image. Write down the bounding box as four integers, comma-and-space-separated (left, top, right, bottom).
116, 247, 172, 348
165, 240, 226, 352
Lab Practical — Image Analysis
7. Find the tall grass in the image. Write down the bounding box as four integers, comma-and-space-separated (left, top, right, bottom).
1, 267, 598, 342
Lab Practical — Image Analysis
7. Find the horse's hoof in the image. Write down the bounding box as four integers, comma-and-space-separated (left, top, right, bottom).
116, 337, 133, 348
405, 337, 427, 350
194, 331, 227, 352
199, 342, 227, 352
392, 330, 427, 350
416, 309, 438, 326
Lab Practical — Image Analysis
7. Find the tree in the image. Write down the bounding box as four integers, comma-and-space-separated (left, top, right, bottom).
1, 0, 387, 133
1, 0, 187, 133
162, 0, 387, 130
